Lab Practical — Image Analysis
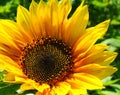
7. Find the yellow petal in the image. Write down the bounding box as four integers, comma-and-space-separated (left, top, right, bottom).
36, 83, 50, 92
0, 43, 21, 61
20, 83, 35, 91
29, 0, 42, 39
0, 20, 21, 49
74, 64, 117, 79
36, 92, 42, 95
15, 73, 50, 93
15, 76, 36, 87
68, 88, 87, 95
36, 89, 51, 95
36, 0, 47, 37
72, 20, 110, 58
86, 44, 109, 56
17, 5, 35, 41
84, 51, 117, 66
0, 54, 19, 68
0, 54, 24, 77
59, 0, 71, 20
15, 76, 30, 83
3, 73, 15, 82
43, 0, 60, 39
0, 20, 27, 48
63, 1, 89, 46
52, 82, 70, 95
74, 46, 117, 67
58, 0, 72, 39
36, 92, 43, 95
66, 78, 87, 94
0, 63, 4, 69
87, 19, 110, 34
69, 73, 104, 90
74, 44, 108, 66
29, 0, 38, 14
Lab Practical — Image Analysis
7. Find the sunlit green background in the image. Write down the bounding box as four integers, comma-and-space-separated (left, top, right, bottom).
0, 0, 120, 95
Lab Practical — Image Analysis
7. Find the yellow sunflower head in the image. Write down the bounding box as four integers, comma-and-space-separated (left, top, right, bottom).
0, 0, 118, 95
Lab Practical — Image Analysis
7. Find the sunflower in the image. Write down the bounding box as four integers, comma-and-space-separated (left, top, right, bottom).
0, 0, 117, 95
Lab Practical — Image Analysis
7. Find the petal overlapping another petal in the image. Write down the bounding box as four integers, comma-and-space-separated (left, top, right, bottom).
72, 20, 110, 58
74, 64, 117, 79
63, 1, 89, 46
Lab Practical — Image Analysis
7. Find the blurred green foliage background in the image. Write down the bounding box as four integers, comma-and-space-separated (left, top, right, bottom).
0, 0, 120, 95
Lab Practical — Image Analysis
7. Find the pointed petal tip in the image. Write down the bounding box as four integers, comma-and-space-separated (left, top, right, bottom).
100, 19, 110, 27
31, 0, 35, 3
17, 5, 22, 9
17, 5, 25, 13
105, 19, 111, 25
110, 52, 118, 62
81, 0, 85, 6
113, 52, 118, 57
113, 67, 118, 72
106, 19, 111, 23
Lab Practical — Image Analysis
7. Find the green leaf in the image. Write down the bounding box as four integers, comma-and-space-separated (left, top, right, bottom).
101, 91, 120, 95
101, 38, 120, 51
102, 76, 119, 86
0, 82, 20, 95
92, 1, 108, 8
111, 84, 120, 90
111, 19, 120, 25
102, 38, 120, 47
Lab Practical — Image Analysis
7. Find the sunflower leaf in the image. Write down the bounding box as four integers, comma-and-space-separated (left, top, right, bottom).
102, 76, 120, 86
101, 91, 120, 95
0, 82, 20, 95
101, 38, 120, 47
101, 38, 120, 51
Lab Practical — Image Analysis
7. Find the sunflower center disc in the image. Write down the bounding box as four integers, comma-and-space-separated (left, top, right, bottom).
21, 38, 73, 85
